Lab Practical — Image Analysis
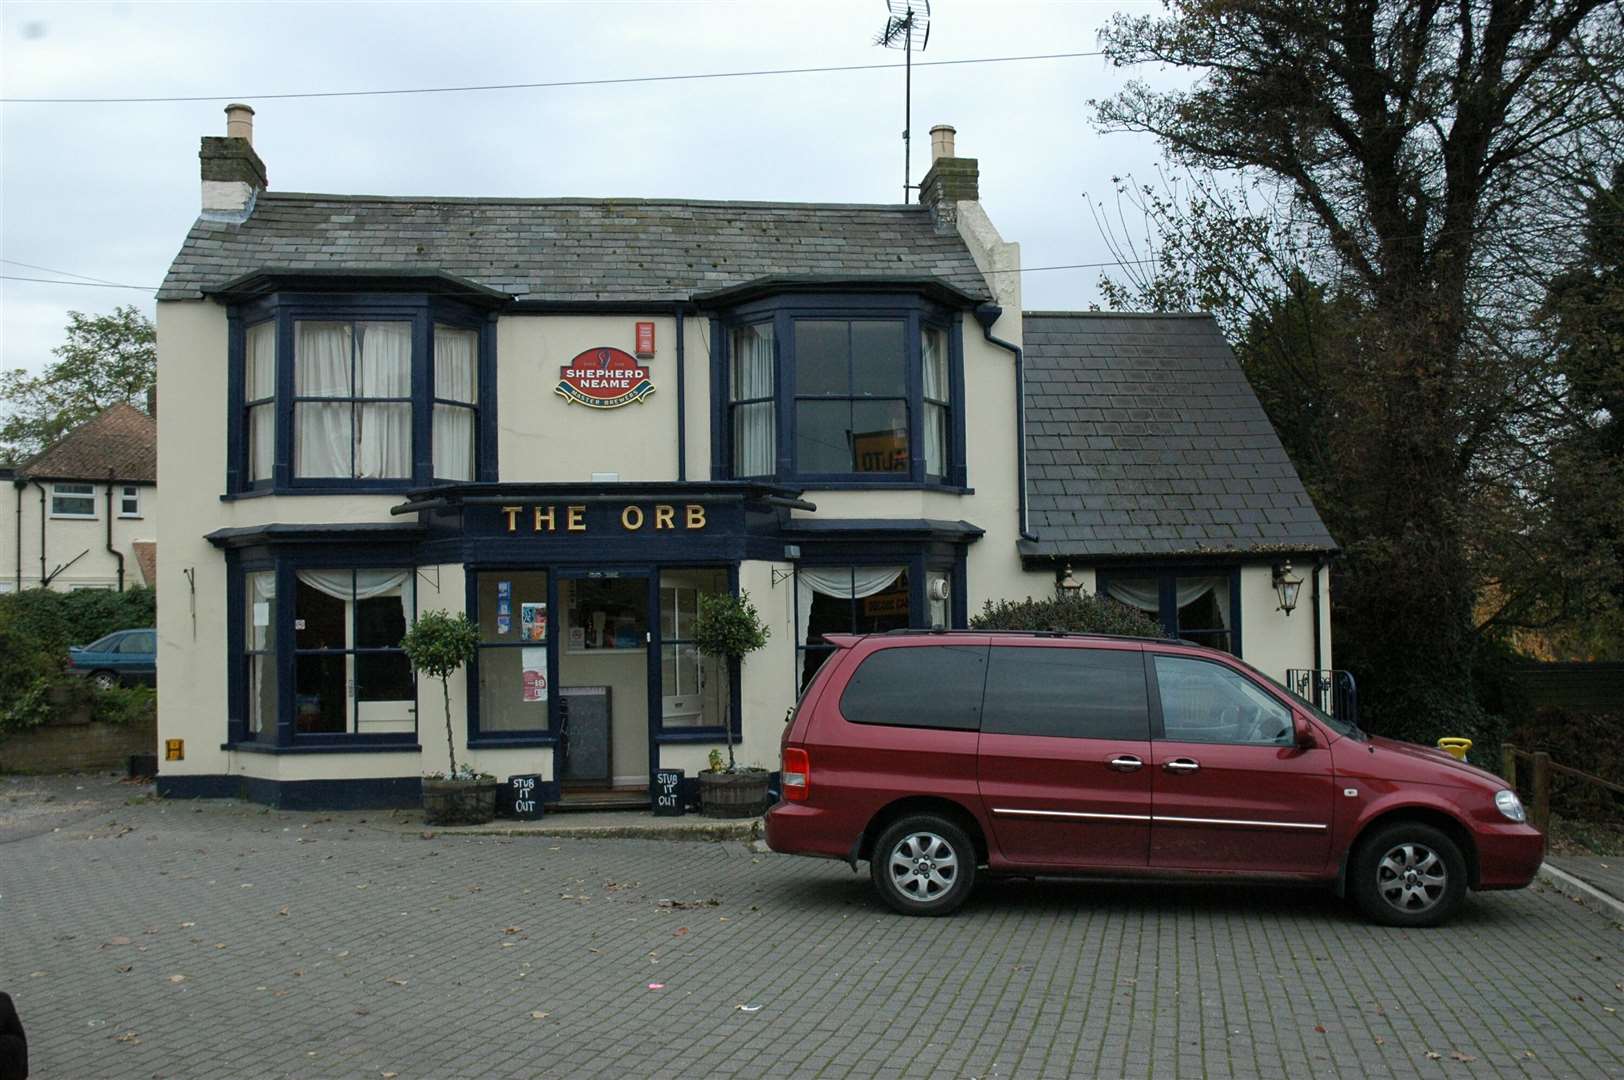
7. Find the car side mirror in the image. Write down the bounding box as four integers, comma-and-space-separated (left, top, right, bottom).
1295, 716, 1318, 750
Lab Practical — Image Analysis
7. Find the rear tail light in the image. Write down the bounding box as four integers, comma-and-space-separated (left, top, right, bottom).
782, 747, 810, 801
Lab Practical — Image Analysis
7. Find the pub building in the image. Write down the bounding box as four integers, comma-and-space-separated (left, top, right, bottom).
154, 107, 1337, 809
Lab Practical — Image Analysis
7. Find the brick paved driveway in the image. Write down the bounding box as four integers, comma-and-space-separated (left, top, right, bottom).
1, 783, 1620, 1080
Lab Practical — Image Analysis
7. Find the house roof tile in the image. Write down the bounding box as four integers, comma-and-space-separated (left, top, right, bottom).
17, 403, 156, 484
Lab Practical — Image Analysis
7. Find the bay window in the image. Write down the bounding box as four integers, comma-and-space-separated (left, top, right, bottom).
796, 566, 912, 688
227, 293, 493, 494
715, 293, 965, 487
1101, 568, 1241, 655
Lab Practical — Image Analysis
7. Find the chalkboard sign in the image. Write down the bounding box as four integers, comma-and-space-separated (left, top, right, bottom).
652, 769, 685, 816
499, 774, 544, 819
559, 687, 611, 784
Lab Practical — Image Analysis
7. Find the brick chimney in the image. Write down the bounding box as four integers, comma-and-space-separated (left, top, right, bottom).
917, 123, 978, 232
200, 103, 266, 215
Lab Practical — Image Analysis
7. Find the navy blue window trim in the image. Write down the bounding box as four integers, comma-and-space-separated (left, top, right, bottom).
225, 550, 421, 752
713, 292, 969, 489
224, 292, 497, 496
1095, 564, 1244, 658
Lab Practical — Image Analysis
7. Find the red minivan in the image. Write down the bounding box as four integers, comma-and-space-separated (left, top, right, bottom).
765, 632, 1544, 925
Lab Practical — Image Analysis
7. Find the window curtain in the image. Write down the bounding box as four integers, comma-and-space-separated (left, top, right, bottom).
357, 322, 412, 479
433, 326, 477, 481
922, 329, 948, 476
296, 570, 413, 628
294, 322, 353, 478
1106, 577, 1230, 630
246, 323, 277, 481
731, 325, 775, 476
795, 566, 905, 650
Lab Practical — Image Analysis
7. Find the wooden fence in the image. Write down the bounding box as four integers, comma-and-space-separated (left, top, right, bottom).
1502, 743, 1624, 833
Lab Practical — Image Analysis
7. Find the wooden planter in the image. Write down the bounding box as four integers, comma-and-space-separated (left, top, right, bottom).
699, 769, 771, 819
421, 778, 499, 826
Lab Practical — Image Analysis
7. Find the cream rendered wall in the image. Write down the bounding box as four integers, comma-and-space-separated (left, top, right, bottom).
496, 314, 699, 483
1, 481, 156, 593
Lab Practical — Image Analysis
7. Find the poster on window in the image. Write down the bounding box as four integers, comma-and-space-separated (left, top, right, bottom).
522, 647, 548, 703
521, 602, 548, 641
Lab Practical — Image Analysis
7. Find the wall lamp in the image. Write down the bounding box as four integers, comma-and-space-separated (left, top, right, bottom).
1056, 563, 1083, 595
1273, 560, 1304, 616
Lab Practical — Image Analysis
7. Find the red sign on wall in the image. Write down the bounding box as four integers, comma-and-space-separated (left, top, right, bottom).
554, 347, 654, 409
635, 321, 656, 358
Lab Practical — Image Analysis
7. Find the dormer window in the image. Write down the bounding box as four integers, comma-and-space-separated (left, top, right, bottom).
715, 290, 966, 488
226, 290, 494, 495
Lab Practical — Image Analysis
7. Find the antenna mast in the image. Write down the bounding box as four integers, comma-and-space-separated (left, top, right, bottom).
873, 1, 931, 203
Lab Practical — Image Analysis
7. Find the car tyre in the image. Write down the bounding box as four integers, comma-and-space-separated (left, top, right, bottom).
1350, 821, 1468, 927
869, 814, 977, 916
90, 670, 119, 691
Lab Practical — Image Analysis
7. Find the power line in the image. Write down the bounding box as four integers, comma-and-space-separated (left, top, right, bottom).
0, 259, 129, 287
0, 50, 1105, 105
1, 274, 156, 290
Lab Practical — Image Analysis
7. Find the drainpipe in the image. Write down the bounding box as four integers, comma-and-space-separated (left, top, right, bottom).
104, 471, 125, 592
674, 303, 687, 482
973, 303, 1036, 541
13, 477, 24, 591
1311, 556, 1324, 672
31, 479, 47, 586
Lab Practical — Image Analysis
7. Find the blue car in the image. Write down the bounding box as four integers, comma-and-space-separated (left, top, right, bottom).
69, 628, 157, 689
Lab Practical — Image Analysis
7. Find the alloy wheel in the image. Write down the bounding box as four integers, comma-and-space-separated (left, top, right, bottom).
888, 831, 959, 901
1376, 842, 1448, 914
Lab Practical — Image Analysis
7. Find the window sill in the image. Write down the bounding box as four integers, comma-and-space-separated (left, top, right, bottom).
221, 485, 414, 501
655, 728, 742, 744
223, 741, 422, 755
467, 734, 558, 749
781, 481, 973, 494
50, 514, 99, 521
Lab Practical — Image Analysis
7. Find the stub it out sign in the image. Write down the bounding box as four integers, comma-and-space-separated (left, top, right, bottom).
554, 346, 653, 409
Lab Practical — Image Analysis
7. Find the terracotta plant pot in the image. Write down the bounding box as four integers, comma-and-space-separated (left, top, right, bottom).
421, 778, 499, 826
698, 768, 771, 819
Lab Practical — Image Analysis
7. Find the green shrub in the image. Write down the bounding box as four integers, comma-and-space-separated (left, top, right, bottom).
971, 591, 1167, 639
1506, 708, 1624, 823
401, 610, 480, 778
0, 585, 155, 657
92, 684, 157, 727
0, 675, 56, 738
692, 590, 771, 772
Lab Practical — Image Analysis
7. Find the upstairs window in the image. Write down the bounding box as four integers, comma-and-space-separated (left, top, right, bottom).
50, 482, 96, 518
716, 295, 965, 488
228, 294, 493, 493
119, 486, 141, 517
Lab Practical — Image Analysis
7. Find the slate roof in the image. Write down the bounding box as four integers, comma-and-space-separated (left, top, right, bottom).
158, 193, 992, 303
1021, 312, 1336, 559
16, 403, 157, 484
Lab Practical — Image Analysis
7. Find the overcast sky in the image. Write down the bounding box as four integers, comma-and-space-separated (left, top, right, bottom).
1, 0, 1178, 375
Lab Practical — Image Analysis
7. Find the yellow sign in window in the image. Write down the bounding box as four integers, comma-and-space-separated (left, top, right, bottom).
164, 739, 184, 761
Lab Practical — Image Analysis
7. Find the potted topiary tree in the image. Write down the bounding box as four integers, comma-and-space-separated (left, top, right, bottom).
400, 609, 496, 826
691, 589, 772, 818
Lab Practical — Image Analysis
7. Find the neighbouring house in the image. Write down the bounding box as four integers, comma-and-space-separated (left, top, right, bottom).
1, 401, 157, 594
153, 106, 1337, 810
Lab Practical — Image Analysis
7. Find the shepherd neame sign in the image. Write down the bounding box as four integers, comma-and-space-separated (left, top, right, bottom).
554, 346, 653, 408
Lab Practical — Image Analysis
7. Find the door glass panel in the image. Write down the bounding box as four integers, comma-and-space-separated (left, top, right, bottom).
568, 578, 648, 651
1154, 655, 1293, 745
659, 568, 728, 729
473, 571, 551, 734
982, 647, 1150, 739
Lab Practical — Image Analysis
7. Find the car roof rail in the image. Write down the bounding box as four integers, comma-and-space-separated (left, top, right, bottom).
874, 626, 1186, 646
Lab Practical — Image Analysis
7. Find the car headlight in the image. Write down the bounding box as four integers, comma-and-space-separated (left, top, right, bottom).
1494, 789, 1526, 823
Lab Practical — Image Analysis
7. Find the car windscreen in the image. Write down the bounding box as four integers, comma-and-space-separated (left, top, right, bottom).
82, 632, 123, 652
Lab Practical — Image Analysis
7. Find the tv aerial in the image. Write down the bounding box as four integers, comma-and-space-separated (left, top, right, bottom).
873, 1, 931, 203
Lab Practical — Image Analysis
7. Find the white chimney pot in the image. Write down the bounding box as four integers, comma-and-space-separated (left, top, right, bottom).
225, 102, 255, 144
930, 124, 956, 162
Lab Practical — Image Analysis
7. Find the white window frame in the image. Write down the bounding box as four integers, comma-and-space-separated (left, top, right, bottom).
118, 485, 142, 518
50, 482, 98, 519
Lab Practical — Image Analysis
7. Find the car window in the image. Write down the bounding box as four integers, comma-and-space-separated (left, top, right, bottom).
839, 644, 988, 731
120, 632, 155, 654
1153, 654, 1294, 746
981, 646, 1150, 740
85, 632, 122, 652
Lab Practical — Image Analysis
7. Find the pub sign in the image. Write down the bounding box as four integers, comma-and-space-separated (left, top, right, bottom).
555, 346, 654, 409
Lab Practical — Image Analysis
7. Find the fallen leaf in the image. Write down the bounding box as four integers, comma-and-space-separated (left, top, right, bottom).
1450, 1051, 1477, 1063
386, 978, 408, 986
179, 921, 196, 928
1374, 1036, 1385, 1046
503, 926, 522, 935
106, 936, 132, 947
383, 1073, 398, 1078
647, 982, 665, 990
28, 971, 45, 978
1425, 1051, 1441, 1061
1314, 1025, 1326, 1034
114, 965, 133, 974
277, 905, 289, 917
214, 943, 226, 950
113, 1030, 141, 1044
530, 1010, 549, 1020
736, 1004, 762, 1013
674, 927, 689, 937
168, 974, 186, 983
354, 1007, 370, 1016
336, 950, 351, 958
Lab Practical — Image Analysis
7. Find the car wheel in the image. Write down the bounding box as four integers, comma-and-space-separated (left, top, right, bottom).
1351, 822, 1468, 927
869, 814, 977, 916
91, 670, 119, 691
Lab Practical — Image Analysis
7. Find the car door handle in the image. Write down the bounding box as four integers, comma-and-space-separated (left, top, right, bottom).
1106, 755, 1144, 773
1163, 758, 1200, 774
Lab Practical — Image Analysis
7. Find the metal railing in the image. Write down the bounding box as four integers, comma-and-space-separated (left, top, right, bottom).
1285, 668, 1359, 729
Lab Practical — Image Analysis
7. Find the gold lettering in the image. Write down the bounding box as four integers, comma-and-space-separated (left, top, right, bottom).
567, 505, 587, 532
533, 505, 556, 532
501, 506, 522, 533
621, 505, 645, 531
685, 504, 707, 530
654, 504, 676, 530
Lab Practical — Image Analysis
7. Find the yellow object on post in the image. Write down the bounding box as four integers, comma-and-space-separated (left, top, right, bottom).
1437, 737, 1472, 762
